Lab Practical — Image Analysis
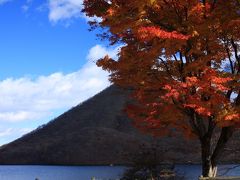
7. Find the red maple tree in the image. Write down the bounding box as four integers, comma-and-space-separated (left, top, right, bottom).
83, 0, 240, 177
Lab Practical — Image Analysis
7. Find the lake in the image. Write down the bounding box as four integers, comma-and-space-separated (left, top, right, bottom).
0, 165, 239, 180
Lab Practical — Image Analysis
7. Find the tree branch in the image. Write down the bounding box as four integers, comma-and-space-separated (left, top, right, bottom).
211, 0, 218, 10
231, 39, 240, 73
225, 44, 235, 74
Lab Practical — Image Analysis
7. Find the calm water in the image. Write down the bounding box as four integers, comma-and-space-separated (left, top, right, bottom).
0, 166, 125, 180
0, 165, 239, 180
175, 164, 240, 179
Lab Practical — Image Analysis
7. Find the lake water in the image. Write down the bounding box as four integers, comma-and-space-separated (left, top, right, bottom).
0, 165, 239, 180
175, 164, 240, 179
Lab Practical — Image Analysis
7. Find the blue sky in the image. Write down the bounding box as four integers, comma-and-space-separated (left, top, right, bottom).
0, 0, 100, 79
0, 0, 118, 145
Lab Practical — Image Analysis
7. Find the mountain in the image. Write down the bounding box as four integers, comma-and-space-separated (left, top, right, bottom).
0, 85, 239, 165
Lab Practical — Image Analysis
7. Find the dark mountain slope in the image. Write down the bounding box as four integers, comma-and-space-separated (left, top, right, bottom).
0, 85, 239, 165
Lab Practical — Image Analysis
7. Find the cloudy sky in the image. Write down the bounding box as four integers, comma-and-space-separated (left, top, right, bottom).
0, 0, 118, 145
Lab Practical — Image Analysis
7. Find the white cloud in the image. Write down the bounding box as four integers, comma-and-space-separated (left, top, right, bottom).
48, 0, 83, 23
0, 44, 120, 123
22, 5, 30, 12
47, 0, 101, 24
0, 128, 13, 137
0, 0, 11, 5
21, 0, 34, 13
87, 44, 119, 61
0, 127, 33, 145
0, 127, 32, 138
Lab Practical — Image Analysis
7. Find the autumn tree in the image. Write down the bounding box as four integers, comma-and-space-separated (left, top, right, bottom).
83, 0, 240, 177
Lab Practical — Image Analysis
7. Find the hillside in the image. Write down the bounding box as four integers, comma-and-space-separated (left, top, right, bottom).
0, 85, 239, 165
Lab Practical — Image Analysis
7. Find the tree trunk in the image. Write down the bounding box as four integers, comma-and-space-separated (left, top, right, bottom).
202, 160, 217, 177
189, 112, 234, 178
200, 127, 234, 177
201, 137, 217, 177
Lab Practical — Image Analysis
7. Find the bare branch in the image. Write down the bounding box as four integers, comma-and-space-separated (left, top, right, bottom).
231, 39, 240, 73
